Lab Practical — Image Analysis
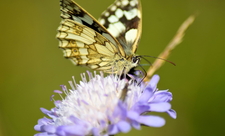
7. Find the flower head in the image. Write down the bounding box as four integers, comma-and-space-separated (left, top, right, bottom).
34, 71, 176, 136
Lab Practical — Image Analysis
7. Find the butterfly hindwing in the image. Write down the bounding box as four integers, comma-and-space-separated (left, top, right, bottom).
98, 0, 142, 54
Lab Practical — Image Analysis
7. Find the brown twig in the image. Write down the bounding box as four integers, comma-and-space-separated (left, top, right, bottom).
144, 15, 196, 82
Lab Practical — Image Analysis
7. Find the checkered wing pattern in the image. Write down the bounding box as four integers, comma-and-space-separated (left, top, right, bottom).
99, 0, 142, 54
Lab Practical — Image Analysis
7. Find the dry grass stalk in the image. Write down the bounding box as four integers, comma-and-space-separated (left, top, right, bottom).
144, 15, 196, 82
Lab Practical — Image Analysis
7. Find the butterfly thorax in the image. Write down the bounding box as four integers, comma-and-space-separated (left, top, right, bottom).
106, 54, 140, 74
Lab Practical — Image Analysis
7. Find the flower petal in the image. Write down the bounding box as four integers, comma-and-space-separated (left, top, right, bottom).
55, 126, 66, 136
62, 125, 87, 135
43, 125, 56, 133
138, 87, 154, 103
117, 121, 131, 133
34, 125, 43, 132
34, 132, 57, 136
149, 75, 160, 88
40, 108, 51, 115
152, 91, 172, 102
92, 128, 100, 136
131, 120, 141, 130
127, 111, 139, 120
167, 109, 177, 119
37, 117, 52, 125
108, 124, 119, 135
138, 115, 165, 127
149, 102, 171, 112
138, 75, 160, 103
132, 104, 150, 114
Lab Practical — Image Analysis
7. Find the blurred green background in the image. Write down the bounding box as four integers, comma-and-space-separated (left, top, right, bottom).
1, 0, 225, 136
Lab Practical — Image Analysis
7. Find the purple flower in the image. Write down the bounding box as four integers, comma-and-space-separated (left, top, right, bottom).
34, 71, 176, 136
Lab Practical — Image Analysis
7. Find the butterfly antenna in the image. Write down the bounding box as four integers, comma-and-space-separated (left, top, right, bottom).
139, 56, 153, 66
140, 64, 151, 66
140, 55, 176, 66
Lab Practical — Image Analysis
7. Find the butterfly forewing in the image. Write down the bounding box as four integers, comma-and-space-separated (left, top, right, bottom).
57, 19, 122, 71
59, 0, 125, 55
98, 0, 142, 54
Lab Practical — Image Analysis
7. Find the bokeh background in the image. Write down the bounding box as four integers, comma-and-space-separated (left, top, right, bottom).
1, 0, 225, 136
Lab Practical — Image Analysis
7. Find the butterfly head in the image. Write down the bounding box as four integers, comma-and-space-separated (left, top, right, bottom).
132, 56, 141, 66
112, 55, 140, 75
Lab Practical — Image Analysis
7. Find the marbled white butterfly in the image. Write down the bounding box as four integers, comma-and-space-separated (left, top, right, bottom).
57, 0, 142, 74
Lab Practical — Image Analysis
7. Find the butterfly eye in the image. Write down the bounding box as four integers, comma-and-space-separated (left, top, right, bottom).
132, 56, 140, 64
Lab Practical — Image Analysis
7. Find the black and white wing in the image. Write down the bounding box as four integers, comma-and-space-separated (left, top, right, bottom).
98, 0, 142, 54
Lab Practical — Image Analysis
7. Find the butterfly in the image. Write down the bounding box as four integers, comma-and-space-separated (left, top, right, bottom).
57, 0, 142, 74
